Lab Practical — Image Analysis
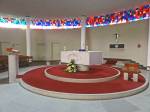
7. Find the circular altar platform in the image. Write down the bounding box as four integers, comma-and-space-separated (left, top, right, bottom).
20, 65, 149, 100
44, 65, 120, 83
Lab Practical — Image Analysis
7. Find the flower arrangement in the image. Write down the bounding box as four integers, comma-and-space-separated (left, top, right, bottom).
65, 59, 78, 73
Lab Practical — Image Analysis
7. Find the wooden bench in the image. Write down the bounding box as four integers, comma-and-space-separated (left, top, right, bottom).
19, 55, 33, 67
0, 55, 8, 71
0, 55, 33, 72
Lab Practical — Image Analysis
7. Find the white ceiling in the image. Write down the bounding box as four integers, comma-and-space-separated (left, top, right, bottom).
0, 0, 148, 18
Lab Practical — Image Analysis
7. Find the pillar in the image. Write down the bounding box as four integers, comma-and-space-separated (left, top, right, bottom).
45, 36, 50, 65
80, 17, 86, 50
147, 19, 150, 70
26, 17, 31, 56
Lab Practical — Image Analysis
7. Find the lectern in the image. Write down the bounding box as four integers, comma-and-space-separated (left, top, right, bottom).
8, 49, 19, 83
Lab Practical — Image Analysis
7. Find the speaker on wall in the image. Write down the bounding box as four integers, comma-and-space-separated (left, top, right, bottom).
109, 44, 124, 48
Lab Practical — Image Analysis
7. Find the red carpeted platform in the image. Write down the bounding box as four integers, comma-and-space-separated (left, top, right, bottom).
21, 66, 146, 94
46, 65, 119, 79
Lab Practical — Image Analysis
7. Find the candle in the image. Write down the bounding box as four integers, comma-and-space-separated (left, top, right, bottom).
86, 45, 88, 51
133, 73, 138, 82
63, 46, 66, 51
124, 72, 128, 80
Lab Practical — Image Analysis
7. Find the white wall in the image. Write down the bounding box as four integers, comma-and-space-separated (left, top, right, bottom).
44, 29, 81, 60
0, 20, 149, 66
0, 29, 46, 60
30, 29, 45, 60
147, 19, 150, 67
88, 20, 149, 66
0, 28, 26, 55
0, 28, 81, 60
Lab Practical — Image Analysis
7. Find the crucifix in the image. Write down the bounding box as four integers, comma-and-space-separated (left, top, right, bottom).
114, 33, 120, 43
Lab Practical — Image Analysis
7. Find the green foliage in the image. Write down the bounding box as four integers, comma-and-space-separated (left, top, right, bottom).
65, 59, 78, 73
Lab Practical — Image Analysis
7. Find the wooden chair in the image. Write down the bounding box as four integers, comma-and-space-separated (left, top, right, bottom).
122, 63, 140, 81
122, 63, 140, 73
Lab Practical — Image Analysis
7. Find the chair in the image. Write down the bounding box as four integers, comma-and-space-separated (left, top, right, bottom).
122, 63, 140, 82
122, 63, 140, 73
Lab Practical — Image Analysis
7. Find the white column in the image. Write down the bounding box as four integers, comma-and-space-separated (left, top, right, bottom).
81, 17, 86, 50
45, 35, 50, 65
8, 54, 19, 83
26, 18, 31, 56
147, 19, 150, 70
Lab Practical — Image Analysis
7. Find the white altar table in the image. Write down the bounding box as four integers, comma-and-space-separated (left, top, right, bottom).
61, 51, 103, 65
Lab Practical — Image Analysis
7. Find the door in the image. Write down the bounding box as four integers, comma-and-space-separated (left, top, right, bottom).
51, 42, 61, 60
36, 43, 45, 60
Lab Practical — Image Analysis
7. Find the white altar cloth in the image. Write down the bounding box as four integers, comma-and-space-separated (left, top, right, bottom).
61, 51, 103, 65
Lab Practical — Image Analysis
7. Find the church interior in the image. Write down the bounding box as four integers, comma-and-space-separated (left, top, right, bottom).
0, 0, 150, 112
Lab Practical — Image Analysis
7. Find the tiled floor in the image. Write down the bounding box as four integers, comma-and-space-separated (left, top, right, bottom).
0, 66, 150, 112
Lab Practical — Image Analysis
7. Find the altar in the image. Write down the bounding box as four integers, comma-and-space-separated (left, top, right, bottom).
61, 51, 103, 65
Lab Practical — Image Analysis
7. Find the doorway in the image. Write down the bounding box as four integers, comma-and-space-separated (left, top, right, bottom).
51, 42, 61, 60
36, 42, 45, 60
